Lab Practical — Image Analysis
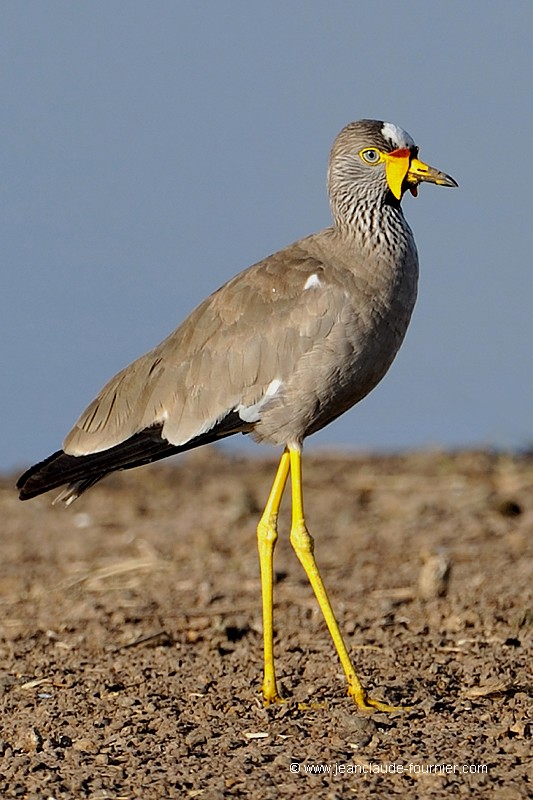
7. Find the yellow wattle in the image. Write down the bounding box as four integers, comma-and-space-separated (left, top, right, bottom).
384, 150, 411, 200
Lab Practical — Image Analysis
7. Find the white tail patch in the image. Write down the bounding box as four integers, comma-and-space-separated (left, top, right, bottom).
303, 273, 322, 290
237, 379, 283, 422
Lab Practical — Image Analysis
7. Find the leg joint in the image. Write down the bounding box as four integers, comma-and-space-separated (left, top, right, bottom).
257, 516, 279, 546
290, 522, 314, 555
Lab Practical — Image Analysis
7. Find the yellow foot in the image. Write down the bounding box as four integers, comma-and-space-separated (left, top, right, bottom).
262, 691, 285, 707
262, 680, 285, 706
349, 686, 411, 714
297, 701, 328, 711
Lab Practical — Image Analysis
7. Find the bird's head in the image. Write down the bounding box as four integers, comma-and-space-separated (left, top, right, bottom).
328, 119, 457, 227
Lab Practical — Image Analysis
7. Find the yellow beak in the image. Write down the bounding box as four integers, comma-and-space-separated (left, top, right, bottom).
385, 148, 458, 200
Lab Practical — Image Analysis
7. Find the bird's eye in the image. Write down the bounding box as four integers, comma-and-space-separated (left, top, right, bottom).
360, 148, 381, 164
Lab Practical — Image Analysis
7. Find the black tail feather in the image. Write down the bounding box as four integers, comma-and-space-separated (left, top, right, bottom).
17, 414, 248, 501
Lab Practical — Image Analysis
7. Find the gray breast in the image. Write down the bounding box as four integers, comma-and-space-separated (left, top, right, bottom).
252, 229, 419, 447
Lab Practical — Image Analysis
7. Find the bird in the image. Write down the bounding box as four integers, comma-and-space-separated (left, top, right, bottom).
17, 119, 457, 712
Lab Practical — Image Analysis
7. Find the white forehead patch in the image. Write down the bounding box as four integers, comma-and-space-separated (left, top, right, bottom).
381, 121, 416, 149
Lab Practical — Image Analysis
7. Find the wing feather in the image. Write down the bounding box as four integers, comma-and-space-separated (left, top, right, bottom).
64, 238, 344, 455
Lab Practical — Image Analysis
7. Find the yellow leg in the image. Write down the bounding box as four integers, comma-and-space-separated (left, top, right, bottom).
288, 446, 403, 713
257, 449, 290, 704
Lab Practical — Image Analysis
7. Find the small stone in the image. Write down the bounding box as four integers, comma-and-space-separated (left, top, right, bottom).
72, 737, 100, 754
418, 551, 451, 600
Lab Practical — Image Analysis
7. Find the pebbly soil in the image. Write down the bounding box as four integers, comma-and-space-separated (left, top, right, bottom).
0, 448, 531, 799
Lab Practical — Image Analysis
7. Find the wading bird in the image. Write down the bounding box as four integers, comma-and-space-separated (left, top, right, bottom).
18, 119, 456, 711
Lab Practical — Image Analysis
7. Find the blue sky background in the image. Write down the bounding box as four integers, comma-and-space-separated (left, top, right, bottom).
3, 1, 533, 472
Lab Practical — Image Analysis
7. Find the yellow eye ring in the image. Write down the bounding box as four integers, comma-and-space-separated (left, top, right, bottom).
360, 148, 383, 165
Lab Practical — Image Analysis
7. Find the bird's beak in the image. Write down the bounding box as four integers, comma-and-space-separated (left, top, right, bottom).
406, 157, 458, 197
385, 148, 458, 200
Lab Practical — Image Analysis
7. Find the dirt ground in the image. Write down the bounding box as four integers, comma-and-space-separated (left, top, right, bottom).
0, 447, 531, 798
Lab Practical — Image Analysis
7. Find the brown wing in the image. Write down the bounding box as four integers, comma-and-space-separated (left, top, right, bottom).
63, 237, 340, 456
